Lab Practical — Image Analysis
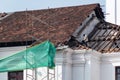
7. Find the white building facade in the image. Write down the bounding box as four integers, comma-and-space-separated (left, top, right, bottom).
0, 46, 120, 80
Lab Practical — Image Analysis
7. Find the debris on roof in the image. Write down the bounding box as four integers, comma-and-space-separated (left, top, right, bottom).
0, 12, 7, 18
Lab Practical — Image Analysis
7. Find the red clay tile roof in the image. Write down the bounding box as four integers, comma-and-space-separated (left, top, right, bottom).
0, 4, 101, 45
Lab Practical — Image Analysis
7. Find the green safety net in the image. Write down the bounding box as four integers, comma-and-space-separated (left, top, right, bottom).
0, 40, 56, 72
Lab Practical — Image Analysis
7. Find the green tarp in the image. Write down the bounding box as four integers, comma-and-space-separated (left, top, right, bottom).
0, 41, 56, 72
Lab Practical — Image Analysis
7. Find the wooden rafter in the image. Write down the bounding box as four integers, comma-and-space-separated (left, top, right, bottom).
90, 22, 106, 48
96, 25, 118, 52
87, 22, 120, 53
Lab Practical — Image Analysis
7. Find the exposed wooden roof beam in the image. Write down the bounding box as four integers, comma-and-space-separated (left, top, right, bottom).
90, 22, 106, 48
110, 40, 120, 52
97, 26, 120, 30
98, 26, 120, 52
90, 22, 106, 39
94, 26, 116, 51
101, 48, 119, 53
89, 38, 120, 42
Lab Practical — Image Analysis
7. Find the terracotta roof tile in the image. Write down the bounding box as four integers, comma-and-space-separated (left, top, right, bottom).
0, 4, 99, 45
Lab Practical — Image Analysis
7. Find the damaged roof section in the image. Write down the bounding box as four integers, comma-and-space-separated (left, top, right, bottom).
0, 3, 119, 53
88, 22, 120, 53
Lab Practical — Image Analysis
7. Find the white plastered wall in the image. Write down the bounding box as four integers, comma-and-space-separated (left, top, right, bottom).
0, 46, 120, 80
101, 52, 120, 80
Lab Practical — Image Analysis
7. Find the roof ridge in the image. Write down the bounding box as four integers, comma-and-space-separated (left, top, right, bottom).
14, 3, 99, 13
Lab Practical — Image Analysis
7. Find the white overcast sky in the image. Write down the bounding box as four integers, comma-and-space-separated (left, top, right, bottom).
0, 0, 105, 12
